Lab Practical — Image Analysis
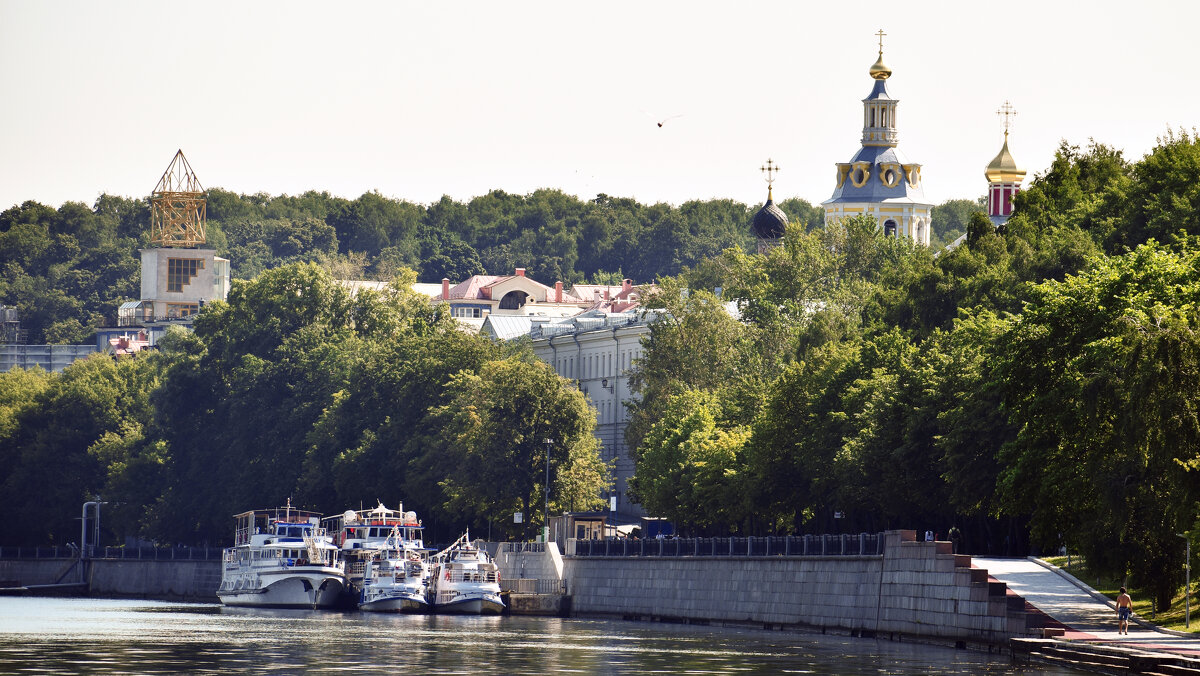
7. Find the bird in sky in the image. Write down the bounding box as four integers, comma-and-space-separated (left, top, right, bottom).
644, 110, 685, 128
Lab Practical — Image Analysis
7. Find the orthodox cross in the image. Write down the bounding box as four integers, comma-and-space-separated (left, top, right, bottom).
875, 28, 886, 54
761, 158, 779, 186
997, 101, 1017, 137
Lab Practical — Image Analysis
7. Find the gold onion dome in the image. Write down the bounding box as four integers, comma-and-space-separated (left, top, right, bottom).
985, 133, 1026, 183
869, 52, 892, 80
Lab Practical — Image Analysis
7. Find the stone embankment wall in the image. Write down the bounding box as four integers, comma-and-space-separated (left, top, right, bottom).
564, 530, 1040, 644
87, 560, 220, 601
0, 558, 219, 602
0, 558, 81, 586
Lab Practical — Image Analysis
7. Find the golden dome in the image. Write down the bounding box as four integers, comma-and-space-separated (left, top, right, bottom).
869, 52, 891, 80
985, 132, 1026, 183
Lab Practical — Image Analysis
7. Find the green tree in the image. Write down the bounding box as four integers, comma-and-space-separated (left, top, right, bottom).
628, 389, 748, 533
995, 241, 1200, 609
0, 355, 161, 545
1109, 128, 1200, 252
931, 198, 986, 249
418, 357, 609, 539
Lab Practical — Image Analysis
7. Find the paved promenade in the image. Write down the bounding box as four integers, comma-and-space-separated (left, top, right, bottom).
976, 556, 1200, 656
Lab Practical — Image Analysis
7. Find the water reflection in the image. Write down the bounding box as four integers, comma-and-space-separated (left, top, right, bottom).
0, 597, 1082, 674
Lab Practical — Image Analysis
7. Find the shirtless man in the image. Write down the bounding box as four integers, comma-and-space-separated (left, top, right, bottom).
1116, 587, 1133, 635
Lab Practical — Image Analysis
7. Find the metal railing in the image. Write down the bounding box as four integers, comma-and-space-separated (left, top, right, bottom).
570, 533, 883, 558
500, 542, 546, 554
0, 546, 222, 561
501, 577, 567, 595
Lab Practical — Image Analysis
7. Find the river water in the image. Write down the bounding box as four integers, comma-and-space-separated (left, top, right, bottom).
0, 597, 1084, 674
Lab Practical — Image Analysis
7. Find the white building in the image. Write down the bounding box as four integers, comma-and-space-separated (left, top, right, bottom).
529, 310, 657, 518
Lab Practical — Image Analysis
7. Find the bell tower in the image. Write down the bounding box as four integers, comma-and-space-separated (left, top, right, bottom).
822, 30, 933, 246
985, 102, 1026, 226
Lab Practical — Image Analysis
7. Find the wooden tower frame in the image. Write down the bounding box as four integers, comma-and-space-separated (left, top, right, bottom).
149, 150, 206, 247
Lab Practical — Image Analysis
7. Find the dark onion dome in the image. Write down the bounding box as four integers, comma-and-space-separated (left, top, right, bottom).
752, 186, 789, 239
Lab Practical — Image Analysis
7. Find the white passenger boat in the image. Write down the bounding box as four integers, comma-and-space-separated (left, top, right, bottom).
358, 536, 431, 613
216, 503, 346, 609
324, 503, 429, 605
427, 531, 504, 615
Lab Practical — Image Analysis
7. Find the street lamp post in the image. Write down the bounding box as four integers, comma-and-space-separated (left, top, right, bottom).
1179, 533, 1192, 628
543, 438, 553, 544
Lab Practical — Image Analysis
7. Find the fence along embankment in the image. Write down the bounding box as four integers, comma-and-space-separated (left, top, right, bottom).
564, 530, 1045, 644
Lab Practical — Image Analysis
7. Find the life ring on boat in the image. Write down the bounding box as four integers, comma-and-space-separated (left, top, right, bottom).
445, 570, 450, 581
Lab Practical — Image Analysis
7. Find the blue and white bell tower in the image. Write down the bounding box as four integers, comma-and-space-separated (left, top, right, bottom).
823, 30, 933, 245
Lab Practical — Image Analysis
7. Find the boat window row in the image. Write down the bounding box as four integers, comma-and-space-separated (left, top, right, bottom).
343, 526, 420, 539
446, 570, 498, 583
273, 525, 313, 538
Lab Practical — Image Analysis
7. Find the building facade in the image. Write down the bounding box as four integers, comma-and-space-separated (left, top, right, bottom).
529, 311, 656, 518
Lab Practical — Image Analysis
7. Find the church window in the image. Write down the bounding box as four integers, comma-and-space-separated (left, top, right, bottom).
870, 109, 876, 127
883, 220, 898, 238
167, 257, 203, 292
851, 164, 870, 187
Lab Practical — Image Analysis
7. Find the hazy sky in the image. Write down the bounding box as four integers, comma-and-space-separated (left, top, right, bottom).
2, 1, 1197, 214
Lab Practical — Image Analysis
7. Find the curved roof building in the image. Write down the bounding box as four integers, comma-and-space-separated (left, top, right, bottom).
822, 36, 933, 245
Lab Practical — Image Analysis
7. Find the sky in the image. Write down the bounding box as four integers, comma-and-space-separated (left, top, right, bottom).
2, 1, 1198, 214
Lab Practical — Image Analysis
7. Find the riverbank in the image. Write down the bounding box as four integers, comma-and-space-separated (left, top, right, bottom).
2, 530, 1046, 646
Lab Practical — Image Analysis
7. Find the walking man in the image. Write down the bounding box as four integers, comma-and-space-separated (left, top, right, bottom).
1116, 587, 1133, 635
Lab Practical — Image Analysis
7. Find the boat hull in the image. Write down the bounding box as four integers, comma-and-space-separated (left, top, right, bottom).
434, 593, 505, 615
359, 594, 429, 613
218, 570, 345, 609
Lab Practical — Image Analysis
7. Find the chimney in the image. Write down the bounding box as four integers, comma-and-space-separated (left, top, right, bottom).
555, 281, 563, 303
441, 278, 450, 300
515, 267, 526, 277
604, 288, 610, 300
623, 278, 632, 293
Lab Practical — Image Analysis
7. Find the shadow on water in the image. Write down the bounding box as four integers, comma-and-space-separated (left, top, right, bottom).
0, 597, 1087, 674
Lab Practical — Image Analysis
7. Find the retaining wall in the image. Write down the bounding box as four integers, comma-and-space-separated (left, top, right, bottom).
0, 558, 219, 602
563, 530, 1037, 644
0, 558, 80, 586
87, 560, 220, 602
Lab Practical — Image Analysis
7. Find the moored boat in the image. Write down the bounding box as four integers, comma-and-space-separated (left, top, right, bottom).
427, 531, 504, 615
358, 542, 431, 613
324, 503, 428, 606
217, 502, 346, 609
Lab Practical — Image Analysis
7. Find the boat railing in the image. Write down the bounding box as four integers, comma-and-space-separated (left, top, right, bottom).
445, 569, 498, 584
568, 533, 884, 558
0, 545, 223, 561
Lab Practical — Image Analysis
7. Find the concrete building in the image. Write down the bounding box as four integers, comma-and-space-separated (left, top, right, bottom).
120, 247, 230, 326
823, 34, 933, 245
529, 309, 659, 518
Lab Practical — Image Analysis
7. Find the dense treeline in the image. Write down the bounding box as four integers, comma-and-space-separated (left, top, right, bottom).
1, 186, 847, 345
0, 265, 610, 545
627, 131, 1200, 609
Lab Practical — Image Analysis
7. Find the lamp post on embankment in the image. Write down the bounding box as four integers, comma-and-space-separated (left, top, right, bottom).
543, 438, 553, 544
1178, 532, 1191, 628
